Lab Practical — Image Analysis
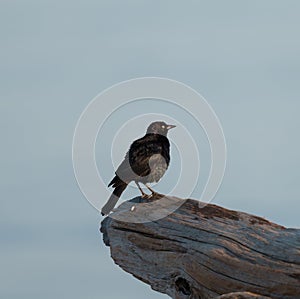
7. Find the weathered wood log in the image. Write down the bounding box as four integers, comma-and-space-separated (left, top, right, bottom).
100, 195, 300, 299
215, 292, 270, 298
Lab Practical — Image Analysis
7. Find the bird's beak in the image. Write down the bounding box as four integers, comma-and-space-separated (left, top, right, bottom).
167, 124, 176, 130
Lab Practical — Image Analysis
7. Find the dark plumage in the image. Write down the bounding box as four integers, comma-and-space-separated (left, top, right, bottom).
101, 121, 176, 215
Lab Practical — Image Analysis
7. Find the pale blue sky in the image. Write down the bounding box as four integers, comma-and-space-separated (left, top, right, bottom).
1, 1, 300, 298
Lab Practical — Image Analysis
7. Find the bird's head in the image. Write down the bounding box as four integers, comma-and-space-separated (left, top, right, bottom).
146, 121, 176, 136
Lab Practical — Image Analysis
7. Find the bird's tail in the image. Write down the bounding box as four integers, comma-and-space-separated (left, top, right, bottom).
101, 179, 127, 216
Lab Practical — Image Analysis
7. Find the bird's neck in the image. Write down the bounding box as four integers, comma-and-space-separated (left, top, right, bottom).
145, 133, 168, 138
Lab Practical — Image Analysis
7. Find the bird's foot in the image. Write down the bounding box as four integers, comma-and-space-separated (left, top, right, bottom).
150, 191, 164, 199
144, 185, 164, 199
143, 193, 162, 200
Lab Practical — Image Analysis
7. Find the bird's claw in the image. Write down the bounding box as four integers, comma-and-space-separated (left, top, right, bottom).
151, 192, 164, 199
141, 192, 162, 200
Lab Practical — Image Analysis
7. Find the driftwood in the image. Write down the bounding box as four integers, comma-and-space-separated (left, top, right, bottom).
100, 195, 300, 299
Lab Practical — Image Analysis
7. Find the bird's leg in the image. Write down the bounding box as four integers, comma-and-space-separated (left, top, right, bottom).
135, 182, 149, 198
144, 184, 159, 197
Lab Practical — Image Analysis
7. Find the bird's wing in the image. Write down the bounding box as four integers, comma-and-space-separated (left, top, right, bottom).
108, 151, 132, 187
128, 137, 169, 178
109, 135, 169, 186
109, 138, 154, 183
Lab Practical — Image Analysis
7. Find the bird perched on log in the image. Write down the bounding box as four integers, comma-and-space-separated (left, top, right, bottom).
101, 121, 176, 216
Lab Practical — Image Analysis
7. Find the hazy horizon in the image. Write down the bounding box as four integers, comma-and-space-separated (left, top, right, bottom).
1, 1, 300, 298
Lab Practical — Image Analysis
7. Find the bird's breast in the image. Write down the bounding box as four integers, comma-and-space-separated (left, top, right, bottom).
147, 163, 168, 183
129, 135, 170, 182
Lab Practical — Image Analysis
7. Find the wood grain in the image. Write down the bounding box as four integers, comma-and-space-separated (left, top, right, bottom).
100, 195, 300, 299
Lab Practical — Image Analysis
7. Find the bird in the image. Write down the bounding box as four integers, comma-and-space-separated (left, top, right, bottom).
101, 121, 176, 216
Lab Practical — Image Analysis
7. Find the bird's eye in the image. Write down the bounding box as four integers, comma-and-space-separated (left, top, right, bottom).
162, 125, 165, 129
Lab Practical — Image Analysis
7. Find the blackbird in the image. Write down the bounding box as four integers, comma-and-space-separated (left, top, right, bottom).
101, 121, 176, 215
